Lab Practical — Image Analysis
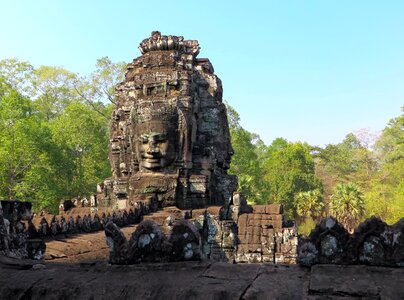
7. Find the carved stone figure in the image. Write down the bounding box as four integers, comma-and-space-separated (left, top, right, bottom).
97, 31, 237, 209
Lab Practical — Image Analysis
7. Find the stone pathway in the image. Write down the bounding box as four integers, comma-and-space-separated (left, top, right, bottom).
44, 225, 136, 263
1, 257, 403, 299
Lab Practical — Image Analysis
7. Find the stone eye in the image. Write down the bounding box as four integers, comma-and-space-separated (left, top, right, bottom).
156, 134, 167, 142
139, 136, 149, 143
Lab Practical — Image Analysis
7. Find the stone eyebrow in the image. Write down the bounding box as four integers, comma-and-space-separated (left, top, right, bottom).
153, 133, 167, 140
139, 134, 150, 141
138, 133, 167, 141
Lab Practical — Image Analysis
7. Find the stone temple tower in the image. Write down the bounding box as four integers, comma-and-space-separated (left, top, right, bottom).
97, 31, 237, 210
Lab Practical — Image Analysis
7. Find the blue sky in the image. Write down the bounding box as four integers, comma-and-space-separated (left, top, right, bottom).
1, 0, 403, 147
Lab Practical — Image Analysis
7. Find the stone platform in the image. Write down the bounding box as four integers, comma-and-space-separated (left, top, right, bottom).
0, 257, 403, 299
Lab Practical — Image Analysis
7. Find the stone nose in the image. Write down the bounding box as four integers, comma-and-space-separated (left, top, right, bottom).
147, 139, 159, 154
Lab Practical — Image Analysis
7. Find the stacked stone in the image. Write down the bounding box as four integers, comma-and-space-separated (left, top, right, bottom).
215, 220, 238, 262
276, 226, 299, 264
236, 204, 298, 263
200, 216, 237, 262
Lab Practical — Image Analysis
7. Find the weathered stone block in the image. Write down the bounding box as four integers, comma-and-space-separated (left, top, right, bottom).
252, 205, 267, 214
265, 204, 283, 215
275, 252, 285, 263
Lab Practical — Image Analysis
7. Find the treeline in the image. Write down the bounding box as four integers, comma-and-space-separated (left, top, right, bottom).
228, 103, 404, 232
0, 58, 125, 212
0, 58, 402, 232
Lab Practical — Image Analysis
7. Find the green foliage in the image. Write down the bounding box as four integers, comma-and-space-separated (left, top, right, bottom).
227, 103, 267, 203
316, 132, 377, 201
329, 182, 365, 232
376, 108, 404, 164
49, 103, 111, 199
295, 189, 324, 220
363, 108, 404, 224
297, 217, 316, 236
227, 104, 402, 226
0, 58, 122, 212
226, 104, 323, 218
263, 141, 323, 218
74, 56, 126, 118
0, 58, 33, 93
0, 84, 37, 199
30, 65, 79, 120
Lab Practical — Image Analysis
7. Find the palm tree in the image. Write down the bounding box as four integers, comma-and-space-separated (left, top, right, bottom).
329, 183, 364, 232
295, 189, 324, 220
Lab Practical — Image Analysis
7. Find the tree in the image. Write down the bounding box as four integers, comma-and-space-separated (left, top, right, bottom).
316, 133, 377, 199
0, 82, 50, 201
295, 189, 324, 220
49, 103, 111, 199
263, 140, 323, 218
364, 108, 404, 224
226, 103, 267, 203
30, 65, 79, 120
329, 182, 364, 232
0, 58, 33, 94
74, 57, 126, 118
0, 83, 32, 198
226, 103, 323, 215
0, 58, 119, 212
90, 56, 126, 105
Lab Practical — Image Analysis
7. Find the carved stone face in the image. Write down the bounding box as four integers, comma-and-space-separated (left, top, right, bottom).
136, 120, 177, 171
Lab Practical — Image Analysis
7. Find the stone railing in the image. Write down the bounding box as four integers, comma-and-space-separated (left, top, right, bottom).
0, 200, 45, 260
29, 201, 153, 239
298, 216, 404, 267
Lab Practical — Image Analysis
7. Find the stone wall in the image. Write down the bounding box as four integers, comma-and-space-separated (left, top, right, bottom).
105, 203, 298, 264
236, 205, 297, 264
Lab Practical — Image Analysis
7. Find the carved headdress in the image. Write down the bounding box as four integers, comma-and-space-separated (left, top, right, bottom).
131, 100, 178, 124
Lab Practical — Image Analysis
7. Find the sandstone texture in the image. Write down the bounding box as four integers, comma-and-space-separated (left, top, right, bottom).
43, 225, 136, 263
298, 217, 404, 267
97, 31, 237, 210
0, 258, 403, 299
29, 201, 151, 238
105, 204, 298, 264
0, 201, 45, 260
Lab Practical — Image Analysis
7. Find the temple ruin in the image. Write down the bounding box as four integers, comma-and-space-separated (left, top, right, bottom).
2, 32, 402, 269
1, 31, 404, 300
95, 31, 298, 264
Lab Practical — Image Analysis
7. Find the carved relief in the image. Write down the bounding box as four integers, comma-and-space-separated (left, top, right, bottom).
97, 31, 237, 209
